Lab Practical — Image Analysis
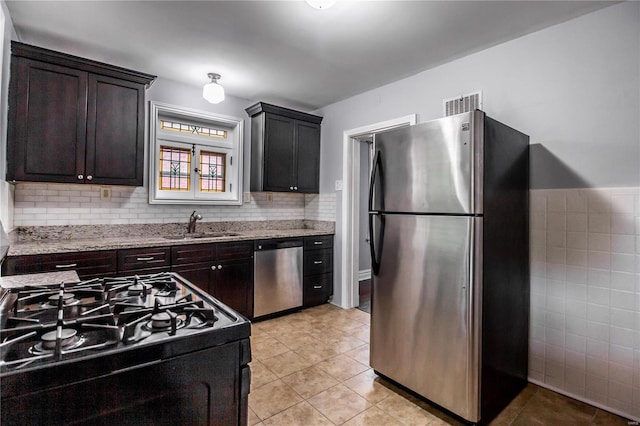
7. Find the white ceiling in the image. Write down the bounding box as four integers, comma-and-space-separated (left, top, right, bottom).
6, 0, 615, 111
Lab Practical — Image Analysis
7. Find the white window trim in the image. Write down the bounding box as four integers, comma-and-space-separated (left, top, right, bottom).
148, 101, 244, 205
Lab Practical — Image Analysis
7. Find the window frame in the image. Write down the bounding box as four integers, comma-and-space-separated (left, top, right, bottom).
149, 101, 244, 205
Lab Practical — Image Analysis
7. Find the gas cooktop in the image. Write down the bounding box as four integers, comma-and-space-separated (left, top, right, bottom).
0, 272, 252, 426
0, 272, 246, 374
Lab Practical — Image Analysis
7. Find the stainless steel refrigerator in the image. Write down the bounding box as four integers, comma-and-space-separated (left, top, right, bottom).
368, 110, 529, 423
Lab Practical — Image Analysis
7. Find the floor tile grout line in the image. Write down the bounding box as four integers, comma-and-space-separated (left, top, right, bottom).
503, 386, 539, 426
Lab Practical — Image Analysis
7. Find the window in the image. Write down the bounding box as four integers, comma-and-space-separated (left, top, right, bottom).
149, 102, 243, 205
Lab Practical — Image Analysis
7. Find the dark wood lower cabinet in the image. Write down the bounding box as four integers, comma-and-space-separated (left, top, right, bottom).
2, 250, 117, 280
171, 241, 254, 319
171, 263, 214, 294
2, 236, 333, 318
117, 247, 171, 276
212, 257, 253, 320
303, 236, 334, 307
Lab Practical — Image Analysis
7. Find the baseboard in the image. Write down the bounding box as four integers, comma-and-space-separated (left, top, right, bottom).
358, 269, 371, 281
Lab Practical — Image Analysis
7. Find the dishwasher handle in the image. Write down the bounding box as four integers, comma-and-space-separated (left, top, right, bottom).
254, 239, 303, 251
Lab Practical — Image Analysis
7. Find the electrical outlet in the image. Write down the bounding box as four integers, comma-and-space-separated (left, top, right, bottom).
267, 193, 273, 202
100, 187, 111, 201
243, 192, 251, 203
335, 180, 343, 191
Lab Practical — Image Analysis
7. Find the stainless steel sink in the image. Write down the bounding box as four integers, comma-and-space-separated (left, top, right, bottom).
163, 232, 242, 240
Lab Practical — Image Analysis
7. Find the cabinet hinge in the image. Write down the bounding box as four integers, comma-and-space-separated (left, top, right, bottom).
230, 156, 233, 166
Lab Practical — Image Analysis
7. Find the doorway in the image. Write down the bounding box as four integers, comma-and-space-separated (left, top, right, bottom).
340, 114, 416, 309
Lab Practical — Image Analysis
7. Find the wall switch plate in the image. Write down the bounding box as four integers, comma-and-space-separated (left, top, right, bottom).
100, 187, 111, 201
243, 192, 251, 203
335, 180, 343, 191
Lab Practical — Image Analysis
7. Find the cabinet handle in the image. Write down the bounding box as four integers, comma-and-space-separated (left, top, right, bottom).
136, 257, 154, 261
313, 285, 322, 289
55, 263, 77, 269
218, 265, 222, 270
77, 175, 83, 180
313, 260, 323, 265
313, 241, 323, 245
211, 265, 216, 270
289, 186, 294, 190
87, 175, 93, 181
294, 186, 298, 190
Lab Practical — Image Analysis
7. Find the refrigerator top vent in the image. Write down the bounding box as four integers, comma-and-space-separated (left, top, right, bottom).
443, 91, 482, 117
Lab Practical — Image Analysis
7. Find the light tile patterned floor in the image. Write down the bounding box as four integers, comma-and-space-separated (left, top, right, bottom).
248, 304, 631, 426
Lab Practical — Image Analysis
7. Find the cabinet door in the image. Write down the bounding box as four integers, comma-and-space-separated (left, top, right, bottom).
171, 263, 214, 294
212, 257, 254, 319
294, 120, 320, 193
263, 113, 295, 191
8, 58, 87, 182
86, 74, 145, 185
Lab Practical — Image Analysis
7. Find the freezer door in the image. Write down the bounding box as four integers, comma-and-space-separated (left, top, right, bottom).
370, 214, 482, 422
373, 111, 483, 215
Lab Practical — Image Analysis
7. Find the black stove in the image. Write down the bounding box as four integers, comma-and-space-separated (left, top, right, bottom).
0, 272, 251, 425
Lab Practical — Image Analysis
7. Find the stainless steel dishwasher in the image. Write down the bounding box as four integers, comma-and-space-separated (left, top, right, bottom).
254, 239, 303, 318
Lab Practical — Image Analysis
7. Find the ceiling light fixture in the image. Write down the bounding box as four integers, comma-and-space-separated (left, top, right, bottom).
305, 0, 336, 10
203, 73, 225, 104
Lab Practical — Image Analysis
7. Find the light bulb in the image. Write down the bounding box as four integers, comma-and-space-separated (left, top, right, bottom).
203, 73, 225, 104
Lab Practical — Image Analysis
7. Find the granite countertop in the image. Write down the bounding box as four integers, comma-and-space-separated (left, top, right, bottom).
0, 271, 80, 288
7, 220, 335, 257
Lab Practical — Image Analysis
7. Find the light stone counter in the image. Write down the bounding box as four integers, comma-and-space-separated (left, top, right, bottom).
7, 220, 334, 257
0, 271, 80, 288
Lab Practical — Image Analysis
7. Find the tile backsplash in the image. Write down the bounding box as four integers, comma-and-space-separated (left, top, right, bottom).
529, 187, 640, 420
11, 183, 336, 226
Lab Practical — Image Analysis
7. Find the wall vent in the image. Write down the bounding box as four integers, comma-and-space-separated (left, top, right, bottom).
443, 91, 482, 116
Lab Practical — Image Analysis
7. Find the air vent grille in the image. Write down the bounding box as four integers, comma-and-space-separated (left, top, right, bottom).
443, 91, 482, 116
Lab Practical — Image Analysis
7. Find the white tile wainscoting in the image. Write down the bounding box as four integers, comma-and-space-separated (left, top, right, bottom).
529, 187, 640, 421
11, 183, 337, 227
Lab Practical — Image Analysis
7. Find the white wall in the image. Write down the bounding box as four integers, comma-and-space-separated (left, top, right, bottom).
320, 0, 639, 305
315, 1, 639, 419
317, 2, 639, 192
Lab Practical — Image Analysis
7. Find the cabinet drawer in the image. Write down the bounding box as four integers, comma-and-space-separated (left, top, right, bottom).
171, 243, 217, 265
304, 273, 333, 307
304, 235, 333, 250
217, 241, 254, 261
304, 249, 333, 276
4, 251, 117, 279
118, 247, 171, 272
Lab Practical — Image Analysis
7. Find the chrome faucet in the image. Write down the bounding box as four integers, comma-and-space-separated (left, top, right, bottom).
187, 210, 202, 233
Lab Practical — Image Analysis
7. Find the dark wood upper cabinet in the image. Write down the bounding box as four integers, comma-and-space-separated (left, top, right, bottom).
6, 42, 155, 186
246, 102, 322, 193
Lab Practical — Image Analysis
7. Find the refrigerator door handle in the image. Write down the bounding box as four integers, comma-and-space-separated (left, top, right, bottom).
369, 150, 384, 275
368, 150, 381, 213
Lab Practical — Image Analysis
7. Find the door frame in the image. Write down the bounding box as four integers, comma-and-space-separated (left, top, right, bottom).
340, 114, 416, 309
